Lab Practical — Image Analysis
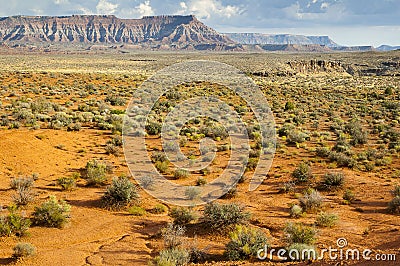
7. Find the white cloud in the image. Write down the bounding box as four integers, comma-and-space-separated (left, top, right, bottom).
96, 0, 118, 15
178, 0, 241, 19
136, 0, 154, 16
117, 0, 154, 18
54, 0, 69, 5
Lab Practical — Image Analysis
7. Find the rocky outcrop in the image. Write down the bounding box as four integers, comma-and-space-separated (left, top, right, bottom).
0, 15, 234, 47
287, 60, 345, 74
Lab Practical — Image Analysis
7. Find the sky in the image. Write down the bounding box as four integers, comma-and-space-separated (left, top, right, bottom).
0, 0, 399, 46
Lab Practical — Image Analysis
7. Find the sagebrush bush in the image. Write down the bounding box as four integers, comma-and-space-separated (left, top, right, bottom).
33, 196, 71, 228
138, 176, 154, 189
388, 196, 400, 214
343, 189, 356, 204
170, 207, 197, 225
299, 190, 323, 213
0, 205, 31, 237
203, 203, 250, 229
185, 186, 200, 200
284, 223, 317, 245
174, 169, 190, 179
292, 162, 313, 183
13, 243, 36, 258
12, 186, 35, 206
315, 212, 339, 227
10, 177, 34, 190
162, 223, 186, 249
57, 177, 76, 191
392, 185, 400, 197
224, 225, 268, 261
85, 159, 107, 186
153, 248, 190, 266
102, 177, 139, 210
290, 205, 303, 218
321, 172, 345, 190
155, 161, 169, 174
152, 204, 166, 214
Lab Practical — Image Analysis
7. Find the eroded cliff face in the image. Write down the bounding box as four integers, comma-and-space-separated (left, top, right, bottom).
0, 15, 233, 45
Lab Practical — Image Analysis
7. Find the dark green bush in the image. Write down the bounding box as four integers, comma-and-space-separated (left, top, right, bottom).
170, 207, 197, 225
33, 196, 71, 228
321, 172, 345, 190
0, 205, 31, 237
292, 162, 313, 183
102, 177, 139, 210
388, 197, 400, 214
203, 203, 250, 229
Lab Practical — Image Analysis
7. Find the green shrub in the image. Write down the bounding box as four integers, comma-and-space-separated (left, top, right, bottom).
174, 169, 190, 179
196, 177, 207, 186
10, 177, 34, 190
170, 207, 197, 225
0, 205, 31, 237
290, 205, 303, 218
299, 190, 323, 213
162, 223, 186, 249
155, 161, 169, 174
153, 248, 190, 266
152, 204, 167, 214
12, 186, 35, 206
284, 101, 295, 111
185, 186, 200, 200
33, 196, 71, 228
57, 177, 76, 191
105, 143, 120, 156
287, 131, 309, 145
224, 225, 268, 261
315, 212, 339, 227
203, 203, 250, 229
146, 121, 162, 135
85, 159, 107, 186
391, 185, 400, 197
321, 172, 345, 190
388, 196, 400, 214
13, 243, 36, 258
102, 177, 139, 210
286, 243, 317, 261
316, 147, 331, 158
138, 176, 154, 189
151, 152, 169, 163
343, 189, 356, 204
279, 182, 296, 194
292, 162, 313, 183
128, 206, 146, 216
284, 223, 316, 245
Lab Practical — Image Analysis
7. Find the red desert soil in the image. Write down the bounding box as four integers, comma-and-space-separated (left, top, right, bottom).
0, 129, 399, 265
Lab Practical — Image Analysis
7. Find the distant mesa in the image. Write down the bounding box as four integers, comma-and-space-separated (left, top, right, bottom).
225, 33, 340, 47
0, 15, 236, 50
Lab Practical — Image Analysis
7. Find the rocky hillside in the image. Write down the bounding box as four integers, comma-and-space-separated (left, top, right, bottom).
225, 33, 339, 47
0, 15, 235, 49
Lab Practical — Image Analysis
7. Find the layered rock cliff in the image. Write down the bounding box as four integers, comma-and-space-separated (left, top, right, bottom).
0, 15, 234, 47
